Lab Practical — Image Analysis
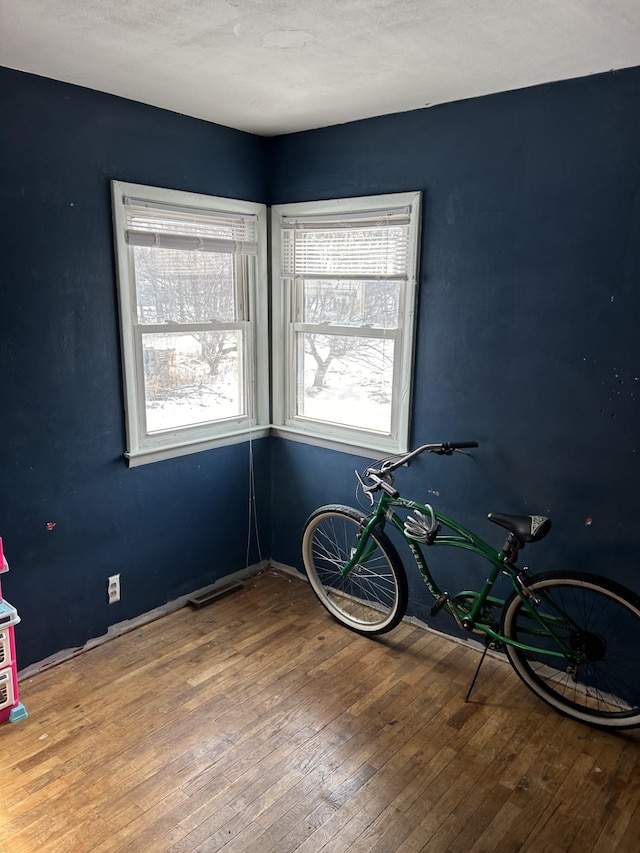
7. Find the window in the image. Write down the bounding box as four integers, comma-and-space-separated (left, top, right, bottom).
271, 192, 421, 455
111, 181, 268, 465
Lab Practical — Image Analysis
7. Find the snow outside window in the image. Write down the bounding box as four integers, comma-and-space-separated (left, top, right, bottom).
271, 192, 422, 455
111, 182, 269, 466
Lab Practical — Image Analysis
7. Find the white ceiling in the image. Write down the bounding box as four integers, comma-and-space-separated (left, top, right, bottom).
2, 0, 640, 136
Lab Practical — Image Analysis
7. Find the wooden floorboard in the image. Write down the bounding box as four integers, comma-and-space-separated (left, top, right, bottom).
1, 570, 639, 852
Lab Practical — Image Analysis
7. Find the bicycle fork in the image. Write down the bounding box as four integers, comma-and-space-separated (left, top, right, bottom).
341, 514, 384, 575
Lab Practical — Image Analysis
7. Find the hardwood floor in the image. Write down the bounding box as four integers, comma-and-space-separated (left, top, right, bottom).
2, 570, 639, 852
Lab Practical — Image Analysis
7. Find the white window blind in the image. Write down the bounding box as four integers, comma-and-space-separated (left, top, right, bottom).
124, 199, 259, 255
281, 208, 411, 281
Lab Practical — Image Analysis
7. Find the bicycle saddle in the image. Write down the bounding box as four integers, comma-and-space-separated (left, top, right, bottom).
487, 512, 551, 544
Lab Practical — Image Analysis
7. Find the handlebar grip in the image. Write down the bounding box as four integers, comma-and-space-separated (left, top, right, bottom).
380, 480, 400, 499
446, 441, 478, 450
367, 472, 400, 499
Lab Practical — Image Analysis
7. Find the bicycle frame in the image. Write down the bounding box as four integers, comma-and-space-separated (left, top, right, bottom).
344, 491, 572, 660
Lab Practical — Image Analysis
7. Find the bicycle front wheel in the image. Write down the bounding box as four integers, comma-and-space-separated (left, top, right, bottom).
302, 505, 408, 635
502, 572, 640, 728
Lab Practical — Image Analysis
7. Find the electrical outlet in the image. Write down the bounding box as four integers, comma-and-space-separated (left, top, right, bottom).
107, 574, 121, 604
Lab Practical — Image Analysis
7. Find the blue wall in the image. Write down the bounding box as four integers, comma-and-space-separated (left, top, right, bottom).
2, 63, 640, 668
0, 68, 270, 668
267, 67, 640, 625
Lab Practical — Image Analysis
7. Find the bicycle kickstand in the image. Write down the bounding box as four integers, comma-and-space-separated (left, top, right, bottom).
464, 637, 491, 703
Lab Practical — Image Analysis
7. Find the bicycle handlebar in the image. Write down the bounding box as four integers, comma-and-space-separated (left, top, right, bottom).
358, 441, 478, 499
378, 440, 478, 473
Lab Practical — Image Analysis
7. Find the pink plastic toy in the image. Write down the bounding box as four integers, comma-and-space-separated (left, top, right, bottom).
0, 537, 28, 724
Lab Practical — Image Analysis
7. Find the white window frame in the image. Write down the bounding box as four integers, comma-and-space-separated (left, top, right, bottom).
271, 191, 422, 456
111, 181, 269, 466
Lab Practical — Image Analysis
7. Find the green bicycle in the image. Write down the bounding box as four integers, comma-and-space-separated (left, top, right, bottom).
301, 441, 640, 729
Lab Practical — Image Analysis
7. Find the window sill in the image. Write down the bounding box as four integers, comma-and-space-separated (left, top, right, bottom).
270, 425, 407, 459
125, 426, 270, 467
125, 423, 403, 467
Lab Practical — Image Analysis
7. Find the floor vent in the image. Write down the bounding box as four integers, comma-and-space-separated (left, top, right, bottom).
187, 581, 244, 609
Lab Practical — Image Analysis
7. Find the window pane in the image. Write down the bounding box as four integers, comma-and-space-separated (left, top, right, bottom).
297, 332, 394, 433
133, 247, 236, 324
142, 330, 243, 432
302, 279, 400, 328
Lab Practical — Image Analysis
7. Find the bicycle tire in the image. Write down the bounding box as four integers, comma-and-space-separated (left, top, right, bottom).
502, 571, 640, 729
302, 505, 408, 635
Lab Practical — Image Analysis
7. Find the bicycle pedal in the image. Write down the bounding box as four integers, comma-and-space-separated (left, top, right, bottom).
430, 593, 449, 616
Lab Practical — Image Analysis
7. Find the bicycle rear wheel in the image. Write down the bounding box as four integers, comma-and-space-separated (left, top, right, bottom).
502, 572, 640, 728
302, 505, 407, 635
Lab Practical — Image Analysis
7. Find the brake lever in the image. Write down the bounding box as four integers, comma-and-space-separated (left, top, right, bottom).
380, 455, 408, 473
355, 469, 375, 506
